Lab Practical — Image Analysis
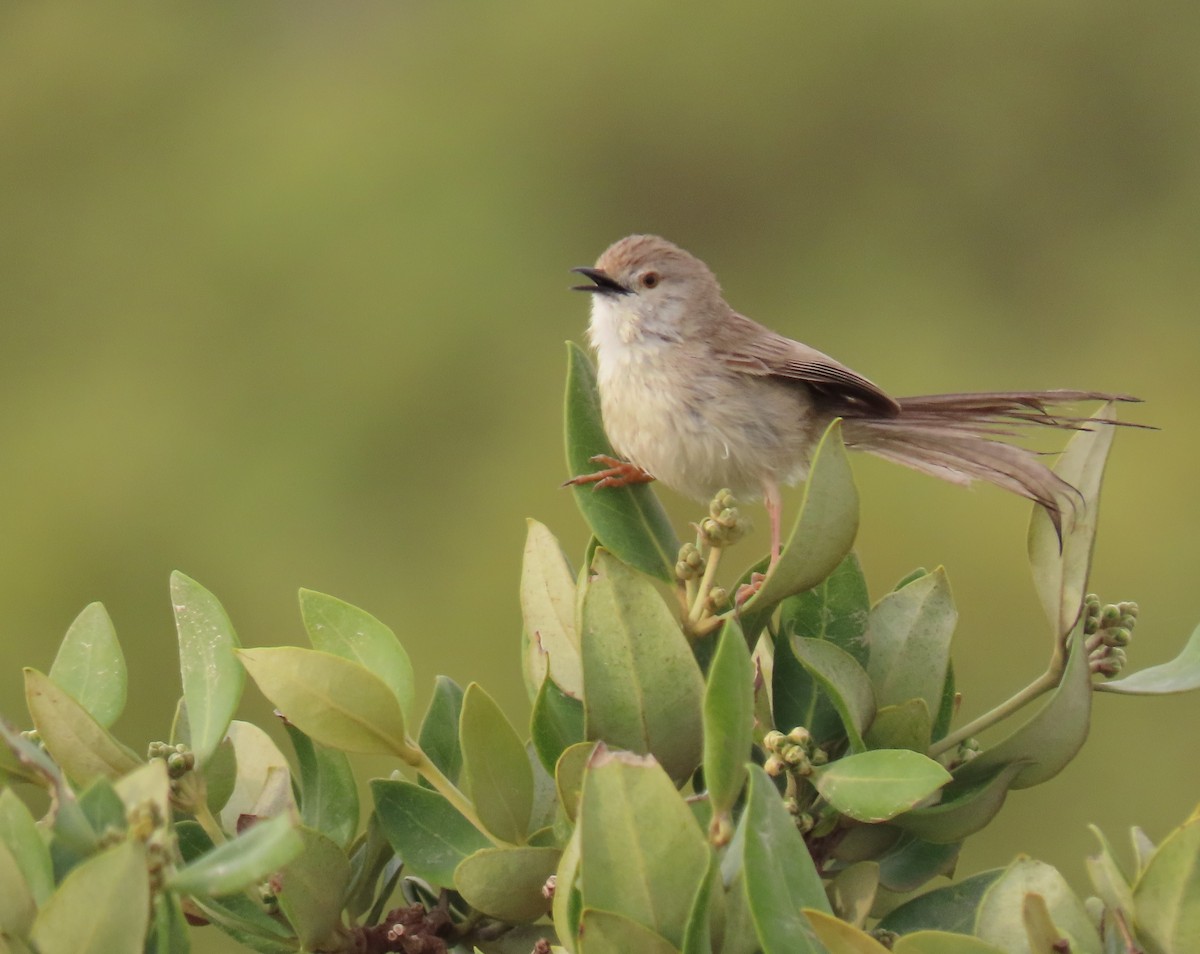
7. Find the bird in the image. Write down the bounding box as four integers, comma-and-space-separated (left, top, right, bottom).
566, 234, 1137, 569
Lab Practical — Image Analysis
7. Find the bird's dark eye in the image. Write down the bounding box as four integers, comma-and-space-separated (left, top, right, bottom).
640, 271, 660, 288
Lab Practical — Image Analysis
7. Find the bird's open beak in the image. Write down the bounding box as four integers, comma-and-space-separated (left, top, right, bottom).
571, 267, 629, 295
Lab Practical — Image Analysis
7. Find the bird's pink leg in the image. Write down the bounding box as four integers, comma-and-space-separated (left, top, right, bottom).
736, 479, 783, 606
563, 454, 655, 490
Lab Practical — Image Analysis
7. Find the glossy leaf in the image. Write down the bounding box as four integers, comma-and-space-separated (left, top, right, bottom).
1099, 620, 1200, 695
0, 788, 53, 904
1131, 806, 1200, 954
892, 762, 1027, 844
30, 841, 148, 954
532, 670, 585, 775
892, 933, 1006, 954
455, 846, 560, 922
876, 834, 961, 893
741, 764, 830, 953
217, 720, 296, 833
579, 909, 683, 954
703, 618, 755, 827
23, 668, 141, 785
172, 572, 244, 769
740, 420, 860, 636
522, 518, 583, 698
579, 747, 709, 948
284, 722, 359, 848
274, 826, 351, 950
813, 749, 950, 823
878, 868, 1004, 935
371, 778, 491, 885
238, 646, 412, 757
789, 637, 876, 752
865, 568, 955, 719
168, 814, 303, 897
954, 628, 1091, 789
975, 858, 1101, 954
804, 909, 891, 952
1028, 402, 1118, 636
460, 682, 534, 844
299, 588, 415, 719
581, 549, 705, 783
419, 675, 465, 787
564, 342, 679, 581
49, 602, 126, 728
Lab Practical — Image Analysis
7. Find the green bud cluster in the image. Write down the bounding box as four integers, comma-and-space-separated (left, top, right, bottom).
675, 542, 706, 581
1083, 594, 1139, 678
148, 740, 196, 779
698, 489, 745, 547
762, 727, 824, 779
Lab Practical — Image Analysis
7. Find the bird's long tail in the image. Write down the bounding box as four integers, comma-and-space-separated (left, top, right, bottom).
839, 391, 1141, 536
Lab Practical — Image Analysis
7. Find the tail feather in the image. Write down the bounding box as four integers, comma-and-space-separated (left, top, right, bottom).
841, 392, 1139, 536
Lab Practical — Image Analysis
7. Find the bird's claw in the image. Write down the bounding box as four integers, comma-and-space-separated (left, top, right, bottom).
563, 455, 656, 490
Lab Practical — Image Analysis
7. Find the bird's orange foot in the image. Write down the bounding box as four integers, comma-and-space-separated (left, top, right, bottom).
735, 572, 767, 607
563, 455, 656, 490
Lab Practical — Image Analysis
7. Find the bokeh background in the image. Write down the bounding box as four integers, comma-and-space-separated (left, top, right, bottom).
2, 3, 1198, 950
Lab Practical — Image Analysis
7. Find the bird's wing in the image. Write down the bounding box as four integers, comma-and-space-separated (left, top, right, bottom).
717, 311, 901, 417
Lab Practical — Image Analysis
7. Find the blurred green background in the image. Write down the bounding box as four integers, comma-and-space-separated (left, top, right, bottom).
2, 2, 1198, 949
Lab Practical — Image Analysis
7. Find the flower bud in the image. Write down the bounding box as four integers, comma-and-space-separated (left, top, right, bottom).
787, 727, 812, 747
764, 754, 785, 776
1100, 604, 1121, 626
1107, 627, 1131, 647
763, 730, 786, 752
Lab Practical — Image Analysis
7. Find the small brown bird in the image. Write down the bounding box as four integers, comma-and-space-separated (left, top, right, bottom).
567, 234, 1136, 566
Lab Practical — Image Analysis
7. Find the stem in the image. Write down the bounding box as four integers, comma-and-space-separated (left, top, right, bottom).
688, 546, 723, 624
928, 658, 1064, 759
192, 799, 228, 846
411, 749, 508, 847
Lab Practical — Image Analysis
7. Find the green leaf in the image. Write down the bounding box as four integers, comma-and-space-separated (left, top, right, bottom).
827, 861, 880, 929
284, 722, 359, 848
864, 568, 956, 719
30, 840, 149, 954
274, 826, 351, 950
681, 856, 719, 954
298, 588, 415, 720
146, 892, 191, 954
460, 682, 535, 844
168, 814, 303, 897
703, 618, 755, 828
555, 741, 595, 823
932, 662, 956, 743
579, 909, 683, 954
0, 836, 36, 938
1084, 824, 1134, 916
1131, 806, 1200, 954
217, 720, 296, 833
238, 646, 412, 757
813, 749, 951, 823
343, 812, 391, 922
739, 419, 860, 638
581, 549, 705, 783
1028, 402, 1118, 636
892, 933, 1007, 954
0, 786, 54, 904
975, 858, 1101, 954
1099, 620, 1200, 695
371, 778, 491, 885
78, 777, 128, 835
419, 675, 465, 787
564, 342, 679, 582
789, 637, 877, 752
48, 602, 126, 728
23, 668, 141, 785
953, 627, 1091, 789
532, 671, 585, 775
522, 518, 584, 698
804, 909, 891, 952
455, 846, 560, 922
553, 825, 583, 952
877, 868, 1004, 935
864, 699, 932, 753
891, 762, 1027, 844
741, 765, 828, 953
779, 551, 870, 663
172, 572, 245, 769
579, 747, 710, 948
876, 833, 961, 893
113, 760, 171, 831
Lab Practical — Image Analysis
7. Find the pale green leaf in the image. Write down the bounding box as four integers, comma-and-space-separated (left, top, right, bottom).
704, 618, 755, 826
283, 723, 359, 848
167, 813, 303, 897
579, 909, 682, 954
814, 749, 950, 823
460, 682, 535, 844
49, 602, 126, 728
371, 778, 491, 886
522, 518, 583, 698
0, 786, 54, 904
1099, 620, 1200, 695
789, 637, 876, 752
217, 720, 296, 833
1131, 807, 1200, 954
975, 857, 1101, 954
804, 908, 891, 952
274, 826, 351, 950
455, 846, 560, 922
